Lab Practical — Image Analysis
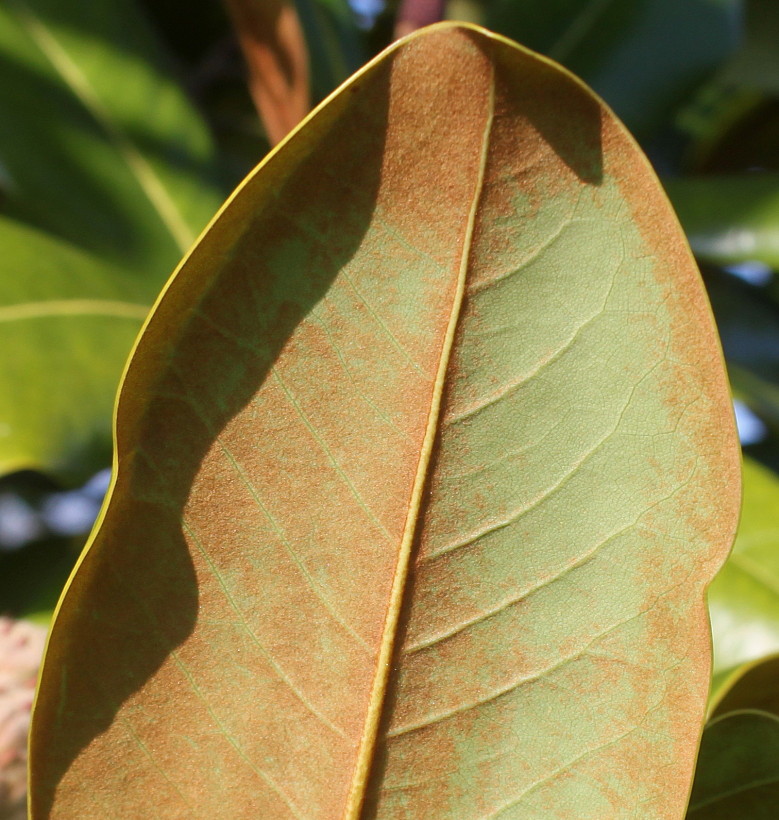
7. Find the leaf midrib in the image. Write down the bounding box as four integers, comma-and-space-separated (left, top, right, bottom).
342, 61, 497, 820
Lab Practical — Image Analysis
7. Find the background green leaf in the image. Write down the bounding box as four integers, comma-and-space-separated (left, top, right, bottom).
0, 216, 148, 479
687, 710, 779, 818
710, 654, 779, 718
0, 0, 226, 481
484, 0, 743, 140
709, 457, 779, 675
666, 175, 779, 269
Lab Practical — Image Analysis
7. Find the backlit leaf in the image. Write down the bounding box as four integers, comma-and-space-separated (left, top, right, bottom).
29, 23, 740, 819
709, 456, 779, 676
0, 0, 224, 480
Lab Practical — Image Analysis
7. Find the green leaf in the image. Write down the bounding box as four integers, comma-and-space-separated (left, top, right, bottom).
295, 0, 364, 104
0, 0, 226, 480
0, 216, 150, 478
709, 654, 779, 718
709, 456, 779, 675
687, 710, 779, 818
665, 174, 779, 269
29, 23, 740, 818
0, 0, 223, 270
484, 0, 742, 139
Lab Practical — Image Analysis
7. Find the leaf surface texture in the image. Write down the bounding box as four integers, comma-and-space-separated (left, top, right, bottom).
30, 24, 740, 819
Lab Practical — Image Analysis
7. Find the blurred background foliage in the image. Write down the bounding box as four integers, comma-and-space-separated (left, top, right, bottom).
1, 0, 779, 815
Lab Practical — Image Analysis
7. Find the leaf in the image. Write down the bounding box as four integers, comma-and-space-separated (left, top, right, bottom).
665, 174, 779, 269
224, 0, 310, 146
0, 216, 150, 479
29, 23, 740, 818
709, 654, 779, 718
687, 710, 779, 818
709, 457, 779, 676
484, 0, 743, 139
294, 0, 364, 105
0, 0, 225, 480
0, 0, 223, 271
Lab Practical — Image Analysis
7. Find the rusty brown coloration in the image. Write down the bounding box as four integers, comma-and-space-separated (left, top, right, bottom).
224, 0, 310, 145
29, 24, 740, 820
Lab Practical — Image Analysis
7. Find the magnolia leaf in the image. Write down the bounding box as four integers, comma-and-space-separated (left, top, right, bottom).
709, 456, 779, 676
709, 654, 779, 719
0, 216, 148, 479
30, 23, 740, 819
0, 0, 222, 271
687, 710, 779, 818
0, 0, 224, 480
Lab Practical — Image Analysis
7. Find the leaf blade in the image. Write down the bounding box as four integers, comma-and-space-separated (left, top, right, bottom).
0, 0, 223, 270
30, 23, 740, 819
0, 0, 225, 480
688, 710, 779, 818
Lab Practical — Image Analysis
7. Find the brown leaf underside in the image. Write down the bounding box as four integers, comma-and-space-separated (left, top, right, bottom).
30, 25, 740, 820
224, 0, 310, 145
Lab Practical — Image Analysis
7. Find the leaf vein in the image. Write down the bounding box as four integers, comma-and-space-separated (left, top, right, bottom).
425, 358, 663, 562
387, 610, 646, 738
183, 520, 350, 739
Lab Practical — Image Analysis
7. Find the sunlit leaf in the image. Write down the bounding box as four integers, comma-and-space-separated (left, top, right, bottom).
30, 23, 739, 818
0, 0, 222, 270
709, 457, 779, 675
665, 174, 779, 269
0, 217, 150, 479
0, 0, 224, 480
